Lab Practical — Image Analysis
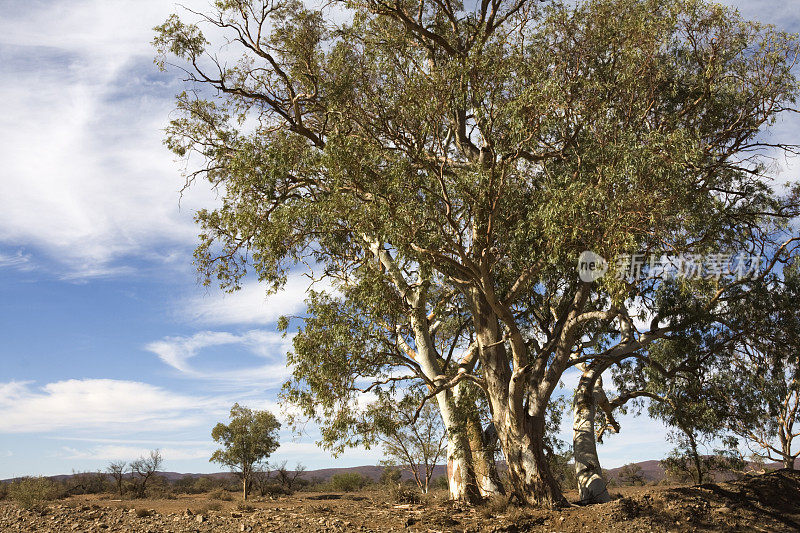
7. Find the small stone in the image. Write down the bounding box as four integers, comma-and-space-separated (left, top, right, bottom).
195, 514, 206, 523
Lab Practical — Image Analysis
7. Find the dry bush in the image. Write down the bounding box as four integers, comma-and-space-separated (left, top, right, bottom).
236, 501, 255, 512
328, 473, 369, 492
195, 501, 222, 514
210, 488, 233, 501
65, 471, 107, 495
388, 484, 420, 504
504, 505, 534, 525
8, 477, 63, 510
479, 495, 512, 518
479, 495, 533, 524
134, 508, 151, 518
0, 482, 8, 501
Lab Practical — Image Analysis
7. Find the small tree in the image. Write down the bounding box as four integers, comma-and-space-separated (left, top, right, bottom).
275, 461, 307, 493
379, 465, 402, 487
106, 461, 127, 496
661, 433, 744, 484
130, 449, 163, 498
369, 396, 447, 494
211, 403, 281, 501
721, 262, 800, 470
617, 463, 645, 486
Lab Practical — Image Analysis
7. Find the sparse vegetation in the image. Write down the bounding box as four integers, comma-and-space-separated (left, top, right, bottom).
7, 477, 62, 510
274, 461, 308, 493
328, 473, 370, 493
617, 463, 645, 486
3, 2, 800, 532
370, 397, 447, 494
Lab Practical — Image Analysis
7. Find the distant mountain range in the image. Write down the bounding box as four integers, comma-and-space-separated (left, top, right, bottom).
4, 458, 797, 484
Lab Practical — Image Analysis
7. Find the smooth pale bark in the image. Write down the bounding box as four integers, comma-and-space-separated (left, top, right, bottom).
370, 242, 483, 503
438, 392, 482, 502
572, 368, 613, 504
413, 317, 482, 503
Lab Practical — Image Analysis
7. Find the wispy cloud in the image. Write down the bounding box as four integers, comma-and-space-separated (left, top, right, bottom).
145, 330, 293, 385
183, 274, 327, 326
61, 444, 213, 462
0, 379, 224, 434
0, 1, 215, 279
0, 250, 32, 271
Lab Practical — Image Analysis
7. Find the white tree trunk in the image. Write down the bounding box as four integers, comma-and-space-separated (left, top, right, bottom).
369, 244, 494, 503
436, 392, 481, 501
573, 369, 612, 504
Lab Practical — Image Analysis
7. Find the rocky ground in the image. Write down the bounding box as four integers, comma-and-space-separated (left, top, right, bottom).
2, 469, 799, 532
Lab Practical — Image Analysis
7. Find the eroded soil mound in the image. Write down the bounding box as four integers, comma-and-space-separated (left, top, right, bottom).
1, 469, 798, 532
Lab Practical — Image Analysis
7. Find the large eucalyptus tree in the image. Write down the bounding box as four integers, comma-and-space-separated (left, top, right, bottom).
155, 0, 800, 505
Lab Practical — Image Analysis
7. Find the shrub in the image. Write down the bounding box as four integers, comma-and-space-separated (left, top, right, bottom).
379, 466, 402, 487
192, 476, 217, 493
479, 495, 512, 519
0, 482, 8, 500
134, 508, 151, 518
548, 451, 577, 491
210, 488, 233, 501
617, 463, 646, 486
328, 473, 369, 492
65, 471, 107, 495
195, 501, 222, 514
388, 484, 420, 504
259, 482, 290, 498
236, 501, 255, 512
8, 477, 63, 510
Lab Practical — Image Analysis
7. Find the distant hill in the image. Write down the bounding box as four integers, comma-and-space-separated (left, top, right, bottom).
605, 460, 666, 482
604, 458, 799, 483
2, 464, 446, 484
5, 458, 797, 485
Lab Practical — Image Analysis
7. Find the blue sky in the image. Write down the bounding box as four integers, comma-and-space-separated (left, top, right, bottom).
0, 0, 798, 479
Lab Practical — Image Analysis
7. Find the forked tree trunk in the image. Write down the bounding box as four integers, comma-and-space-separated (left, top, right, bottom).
470, 289, 566, 507
572, 369, 611, 504
494, 411, 566, 507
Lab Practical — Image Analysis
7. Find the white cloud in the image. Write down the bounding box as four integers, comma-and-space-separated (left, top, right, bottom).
0, 250, 32, 271
719, 0, 800, 29
62, 444, 213, 462
0, 0, 216, 278
184, 273, 328, 326
145, 329, 293, 385
0, 379, 223, 434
